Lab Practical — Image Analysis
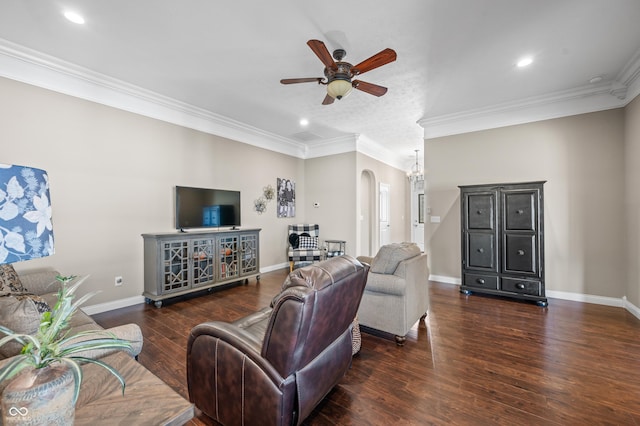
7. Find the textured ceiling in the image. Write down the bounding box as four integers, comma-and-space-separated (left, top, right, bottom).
0, 0, 639, 170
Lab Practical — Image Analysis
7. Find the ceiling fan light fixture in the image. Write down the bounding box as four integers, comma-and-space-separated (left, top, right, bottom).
282, 40, 396, 105
327, 78, 353, 100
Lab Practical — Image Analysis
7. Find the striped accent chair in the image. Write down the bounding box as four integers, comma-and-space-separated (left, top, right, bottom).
288, 224, 323, 271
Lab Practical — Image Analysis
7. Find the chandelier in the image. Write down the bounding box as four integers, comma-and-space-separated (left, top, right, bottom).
407, 149, 424, 183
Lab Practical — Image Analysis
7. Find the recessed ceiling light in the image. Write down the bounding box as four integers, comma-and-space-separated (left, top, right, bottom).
516, 57, 533, 68
589, 76, 603, 84
64, 11, 85, 25
299, 118, 309, 126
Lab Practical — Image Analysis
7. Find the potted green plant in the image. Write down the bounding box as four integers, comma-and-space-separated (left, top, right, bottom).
0, 275, 133, 424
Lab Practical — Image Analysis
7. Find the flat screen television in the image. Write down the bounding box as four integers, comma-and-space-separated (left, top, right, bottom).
175, 186, 241, 230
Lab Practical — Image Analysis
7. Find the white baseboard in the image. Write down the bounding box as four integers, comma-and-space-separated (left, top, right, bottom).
429, 275, 461, 285
545, 290, 625, 307
623, 296, 640, 321
83, 264, 290, 315
82, 295, 146, 316
261, 263, 289, 273
85, 271, 640, 321
429, 275, 640, 319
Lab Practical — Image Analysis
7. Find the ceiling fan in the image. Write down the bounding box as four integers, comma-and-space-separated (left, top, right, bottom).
280, 39, 397, 105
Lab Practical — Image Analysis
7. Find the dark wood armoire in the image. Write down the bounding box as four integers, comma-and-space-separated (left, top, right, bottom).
459, 181, 547, 306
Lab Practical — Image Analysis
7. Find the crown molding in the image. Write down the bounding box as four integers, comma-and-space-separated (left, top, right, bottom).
420, 48, 640, 139
618, 48, 640, 88
7, 37, 636, 167
0, 37, 409, 170
617, 48, 640, 103
355, 135, 407, 171
304, 134, 359, 158
418, 81, 636, 139
0, 38, 308, 159
303, 134, 406, 171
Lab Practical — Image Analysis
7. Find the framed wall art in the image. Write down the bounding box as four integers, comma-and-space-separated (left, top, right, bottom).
277, 178, 295, 218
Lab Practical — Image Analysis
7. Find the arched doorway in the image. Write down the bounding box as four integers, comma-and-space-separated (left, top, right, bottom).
359, 169, 376, 257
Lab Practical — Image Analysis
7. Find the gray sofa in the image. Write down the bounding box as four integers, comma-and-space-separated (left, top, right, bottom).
357, 242, 430, 345
0, 267, 143, 363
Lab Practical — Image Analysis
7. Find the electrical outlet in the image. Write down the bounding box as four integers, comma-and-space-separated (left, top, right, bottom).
115, 276, 123, 287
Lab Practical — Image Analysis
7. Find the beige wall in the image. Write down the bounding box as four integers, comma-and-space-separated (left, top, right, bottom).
356, 152, 410, 255
7, 69, 634, 305
3, 71, 633, 304
304, 153, 357, 256
1, 77, 304, 305
425, 109, 627, 298
625, 96, 640, 306
304, 151, 410, 258
1, 76, 410, 307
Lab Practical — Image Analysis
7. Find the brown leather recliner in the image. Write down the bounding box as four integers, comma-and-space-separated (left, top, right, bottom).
186, 255, 369, 426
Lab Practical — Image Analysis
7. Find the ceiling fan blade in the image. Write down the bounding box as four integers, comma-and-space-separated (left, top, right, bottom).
280, 78, 323, 84
322, 94, 335, 105
352, 48, 397, 75
353, 80, 388, 97
307, 40, 337, 70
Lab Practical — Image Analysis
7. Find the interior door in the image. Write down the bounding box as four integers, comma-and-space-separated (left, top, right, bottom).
379, 183, 390, 247
412, 180, 425, 251
360, 170, 375, 256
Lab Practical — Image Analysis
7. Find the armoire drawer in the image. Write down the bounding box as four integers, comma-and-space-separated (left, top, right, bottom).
463, 273, 498, 290
501, 277, 541, 296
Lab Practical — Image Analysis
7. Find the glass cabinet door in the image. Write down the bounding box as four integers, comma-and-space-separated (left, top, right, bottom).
240, 233, 258, 275
162, 240, 190, 293
218, 235, 239, 280
191, 238, 215, 287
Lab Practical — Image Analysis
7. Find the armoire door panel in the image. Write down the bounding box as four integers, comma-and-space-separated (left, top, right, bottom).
466, 233, 497, 270
466, 193, 496, 230
503, 234, 537, 274
503, 191, 537, 231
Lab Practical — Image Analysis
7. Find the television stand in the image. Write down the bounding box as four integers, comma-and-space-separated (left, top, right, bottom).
142, 228, 261, 307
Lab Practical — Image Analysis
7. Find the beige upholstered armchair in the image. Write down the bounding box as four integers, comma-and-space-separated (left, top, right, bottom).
357, 242, 429, 345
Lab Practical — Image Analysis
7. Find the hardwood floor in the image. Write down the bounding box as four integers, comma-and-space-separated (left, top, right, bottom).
93, 268, 640, 425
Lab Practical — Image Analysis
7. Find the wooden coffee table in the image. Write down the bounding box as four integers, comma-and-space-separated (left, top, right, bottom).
75, 351, 194, 425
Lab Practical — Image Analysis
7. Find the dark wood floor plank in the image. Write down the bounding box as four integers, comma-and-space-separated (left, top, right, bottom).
93, 269, 640, 425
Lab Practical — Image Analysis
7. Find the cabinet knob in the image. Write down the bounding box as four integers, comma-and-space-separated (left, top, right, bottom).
517, 249, 525, 256
477, 248, 484, 253
476, 278, 485, 285
516, 283, 525, 290
516, 209, 524, 214
476, 210, 483, 215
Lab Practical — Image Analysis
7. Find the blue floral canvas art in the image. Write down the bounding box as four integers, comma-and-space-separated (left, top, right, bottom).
0, 164, 54, 264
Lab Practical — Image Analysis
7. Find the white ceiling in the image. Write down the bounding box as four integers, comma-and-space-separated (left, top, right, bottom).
1, 0, 640, 170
